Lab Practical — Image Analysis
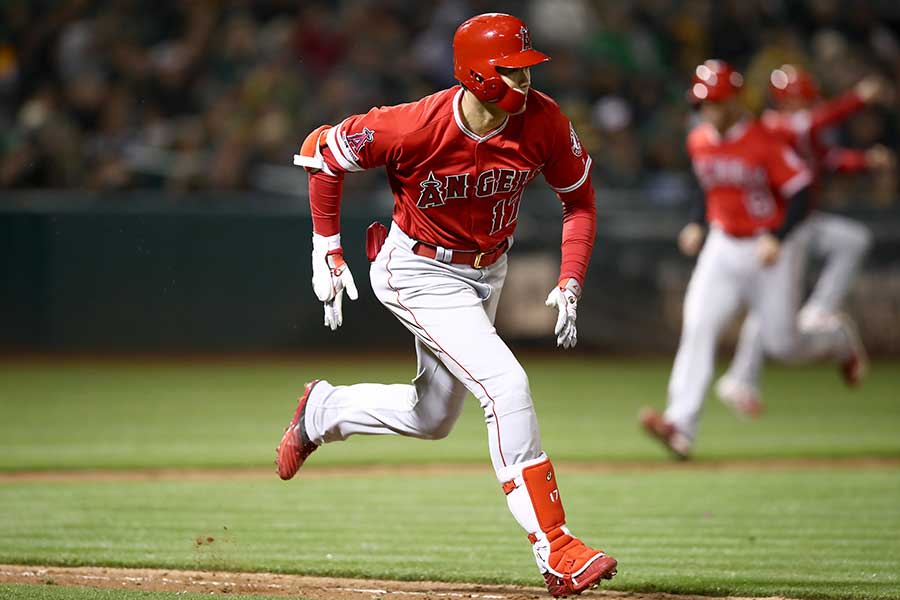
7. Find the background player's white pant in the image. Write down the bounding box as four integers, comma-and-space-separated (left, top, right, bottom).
665, 227, 853, 440
722, 212, 871, 391
803, 212, 872, 315
303, 223, 542, 474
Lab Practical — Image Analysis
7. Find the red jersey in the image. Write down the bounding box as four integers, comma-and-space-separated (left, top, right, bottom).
308, 86, 596, 283
761, 90, 867, 177
687, 120, 812, 237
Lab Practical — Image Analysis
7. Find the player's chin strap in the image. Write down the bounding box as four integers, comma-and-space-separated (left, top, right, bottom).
497, 454, 607, 583
493, 86, 527, 113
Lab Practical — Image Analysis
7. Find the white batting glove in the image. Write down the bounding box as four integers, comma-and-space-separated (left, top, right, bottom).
545, 278, 582, 349
311, 233, 358, 331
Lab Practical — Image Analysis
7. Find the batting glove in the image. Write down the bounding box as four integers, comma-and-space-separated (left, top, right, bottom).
545, 278, 581, 349
312, 233, 358, 331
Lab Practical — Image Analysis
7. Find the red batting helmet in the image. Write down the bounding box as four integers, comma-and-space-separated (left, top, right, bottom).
453, 13, 550, 113
769, 65, 820, 104
688, 60, 744, 103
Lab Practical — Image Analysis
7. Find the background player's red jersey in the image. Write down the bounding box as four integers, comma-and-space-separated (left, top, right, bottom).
687, 120, 812, 237
761, 90, 867, 177
317, 86, 592, 252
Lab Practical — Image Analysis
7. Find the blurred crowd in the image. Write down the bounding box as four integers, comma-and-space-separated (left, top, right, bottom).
1, 0, 898, 208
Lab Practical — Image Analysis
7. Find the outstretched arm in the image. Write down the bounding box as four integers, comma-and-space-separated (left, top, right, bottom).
810, 76, 890, 135
810, 90, 865, 134
825, 144, 894, 174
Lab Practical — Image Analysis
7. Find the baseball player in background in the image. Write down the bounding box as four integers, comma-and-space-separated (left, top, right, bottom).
716, 66, 893, 417
278, 13, 617, 596
640, 60, 866, 459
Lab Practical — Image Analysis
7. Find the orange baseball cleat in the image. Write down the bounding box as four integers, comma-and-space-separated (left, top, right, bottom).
536, 528, 618, 596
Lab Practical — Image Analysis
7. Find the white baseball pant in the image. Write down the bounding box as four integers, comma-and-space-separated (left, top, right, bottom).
665, 226, 853, 440
302, 223, 543, 473
723, 212, 871, 390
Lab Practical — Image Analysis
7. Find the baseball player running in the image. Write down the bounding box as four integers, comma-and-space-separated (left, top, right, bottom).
278, 13, 616, 596
716, 66, 893, 417
640, 60, 866, 459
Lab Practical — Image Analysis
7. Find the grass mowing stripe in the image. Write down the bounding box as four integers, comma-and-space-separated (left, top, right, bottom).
1, 359, 898, 470
1, 469, 898, 599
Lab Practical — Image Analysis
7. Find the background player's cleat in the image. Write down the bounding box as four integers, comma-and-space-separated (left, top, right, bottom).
535, 529, 617, 597
835, 314, 868, 387
715, 375, 764, 419
276, 380, 321, 480
639, 408, 691, 459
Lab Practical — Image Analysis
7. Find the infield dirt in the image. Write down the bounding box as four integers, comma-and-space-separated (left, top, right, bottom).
0, 564, 799, 600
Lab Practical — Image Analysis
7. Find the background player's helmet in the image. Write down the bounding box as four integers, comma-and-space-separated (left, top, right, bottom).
453, 13, 550, 113
769, 65, 820, 104
688, 60, 744, 103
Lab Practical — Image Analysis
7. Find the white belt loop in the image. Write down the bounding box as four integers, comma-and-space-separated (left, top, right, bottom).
434, 246, 454, 263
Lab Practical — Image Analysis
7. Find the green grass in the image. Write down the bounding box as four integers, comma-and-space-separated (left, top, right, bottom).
0, 469, 898, 599
0, 357, 898, 471
1, 357, 899, 600
0, 584, 293, 600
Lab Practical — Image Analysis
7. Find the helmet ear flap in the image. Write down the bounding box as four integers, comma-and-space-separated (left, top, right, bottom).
483, 75, 504, 99
467, 67, 506, 103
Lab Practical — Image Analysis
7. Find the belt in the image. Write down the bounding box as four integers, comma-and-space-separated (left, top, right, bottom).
411, 238, 509, 268
712, 222, 768, 239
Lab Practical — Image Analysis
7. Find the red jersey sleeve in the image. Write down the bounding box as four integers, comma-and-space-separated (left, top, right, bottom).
761, 109, 806, 148
541, 109, 595, 285
824, 148, 867, 173
810, 91, 865, 134
767, 142, 813, 198
307, 104, 412, 235
322, 105, 406, 174
542, 111, 593, 194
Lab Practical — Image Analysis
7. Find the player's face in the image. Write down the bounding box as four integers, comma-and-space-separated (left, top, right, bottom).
699, 101, 729, 130
497, 66, 532, 114
699, 97, 745, 132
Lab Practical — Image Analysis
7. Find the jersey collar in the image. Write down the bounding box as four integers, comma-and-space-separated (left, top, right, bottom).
453, 88, 509, 143
705, 118, 750, 145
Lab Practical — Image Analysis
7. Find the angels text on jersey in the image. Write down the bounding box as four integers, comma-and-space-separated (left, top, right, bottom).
416, 167, 541, 234
693, 156, 776, 218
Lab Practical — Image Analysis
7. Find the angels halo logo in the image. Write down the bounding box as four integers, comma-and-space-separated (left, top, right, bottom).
520, 26, 532, 51
569, 122, 583, 157
345, 127, 375, 158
